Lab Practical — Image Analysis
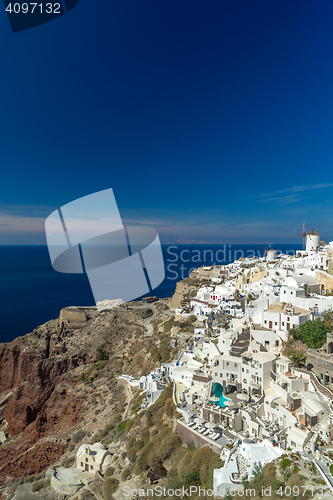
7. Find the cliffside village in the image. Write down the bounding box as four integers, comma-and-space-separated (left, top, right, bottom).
39, 230, 333, 497
148, 230, 333, 495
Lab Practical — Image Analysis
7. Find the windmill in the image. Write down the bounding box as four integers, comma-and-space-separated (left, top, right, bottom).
263, 245, 271, 257
295, 220, 307, 249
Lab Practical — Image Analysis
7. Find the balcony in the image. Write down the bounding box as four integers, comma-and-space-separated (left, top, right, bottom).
250, 381, 260, 389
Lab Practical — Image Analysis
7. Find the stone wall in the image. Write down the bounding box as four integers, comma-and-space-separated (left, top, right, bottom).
177, 421, 221, 454
306, 351, 333, 387
95, 471, 104, 496
59, 308, 87, 325
193, 374, 211, 383
315, 270, 333, 293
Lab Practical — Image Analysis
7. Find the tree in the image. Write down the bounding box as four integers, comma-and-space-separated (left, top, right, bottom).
289, 319, 329, 349
289, 352, 306, 367
252, 462, 263, 478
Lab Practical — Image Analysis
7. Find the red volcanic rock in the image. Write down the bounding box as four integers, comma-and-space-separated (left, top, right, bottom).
0, 344, 41, 395
3, 353, 81, 435
0, 440, 67, 481
0, 338, 84, 480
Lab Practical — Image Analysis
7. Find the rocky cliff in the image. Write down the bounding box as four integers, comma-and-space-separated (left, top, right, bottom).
0, 300, 175, 485
168, 276, 202, 311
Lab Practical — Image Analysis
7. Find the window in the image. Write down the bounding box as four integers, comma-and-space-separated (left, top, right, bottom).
215, 373, 218, 377
259, 364, 262, 368
291, 291, 293, 295
275, 340, 279, 346
242, 368, 244, 372
86, 458, 88, 462
264, 320, 267, 324
234, 363, 237, 368
274, 322, 277, 326
282, 322, 284, 326
91, 465, 94, 470
226, 362, 229, 366
284, 290, 286, 294
320, 374, 323, 379
265, 341, 269, 345
81, 462, 83, 467
291, 441, 296, 447
247, 369, 249, 374
220, 373, 223, 378
287, 317, 290, 321
227, 373, 229, 377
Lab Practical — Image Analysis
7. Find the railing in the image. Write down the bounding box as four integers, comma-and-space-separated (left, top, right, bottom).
294, 368, 333, 400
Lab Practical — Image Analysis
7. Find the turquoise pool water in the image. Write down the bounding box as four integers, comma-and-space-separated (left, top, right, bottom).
210, 382, 230, 408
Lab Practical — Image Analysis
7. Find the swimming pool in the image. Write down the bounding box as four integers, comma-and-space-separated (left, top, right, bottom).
210, 382, 230, 408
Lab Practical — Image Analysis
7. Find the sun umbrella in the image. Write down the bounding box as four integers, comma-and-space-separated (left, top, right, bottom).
237, 393, 248, 401
184, 410, 195, 421
194, 417, 205, 425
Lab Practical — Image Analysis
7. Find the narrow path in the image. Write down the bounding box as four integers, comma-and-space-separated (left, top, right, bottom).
128, 303, 159, 335
118, 377, 133, 419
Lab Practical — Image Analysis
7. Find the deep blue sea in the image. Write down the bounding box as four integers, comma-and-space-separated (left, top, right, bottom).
0, 244, 299, 343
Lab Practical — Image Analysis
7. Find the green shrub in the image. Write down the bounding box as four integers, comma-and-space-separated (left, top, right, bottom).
185, 471, 200, 485
78, 372, 88, 383
24, 476, 36, 483
121, 466, 131, 482
127, 450, 137, 463
126, 436, 136, 450
133, 439, 145, 452
96, 347, 109, 361
177, 451, 195, 483
157, 433, 182, 460
72, 430, 86, 444
281, 458, 292, 470
102, 477, 119, 500
104, 466, 115, 478
134, 443, 150, 474
31, 479, 50, 492
126, 418, 135, 432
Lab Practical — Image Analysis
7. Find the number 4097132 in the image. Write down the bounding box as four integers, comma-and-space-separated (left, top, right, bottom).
6, 3, 61, 14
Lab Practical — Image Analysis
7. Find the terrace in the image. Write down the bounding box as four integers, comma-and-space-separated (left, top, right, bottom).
177, 417, 234, 450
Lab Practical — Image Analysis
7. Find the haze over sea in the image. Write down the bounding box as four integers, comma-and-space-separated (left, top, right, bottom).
0, 244, 299, 343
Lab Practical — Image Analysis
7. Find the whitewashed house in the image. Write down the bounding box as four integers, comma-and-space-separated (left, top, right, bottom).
76, 443, 112, 473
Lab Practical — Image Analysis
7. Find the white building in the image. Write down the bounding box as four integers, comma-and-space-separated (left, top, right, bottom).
262, 302, 311, 331
75, 443, 112, 473
241, 352, 276, 396
306, 229, 320, 253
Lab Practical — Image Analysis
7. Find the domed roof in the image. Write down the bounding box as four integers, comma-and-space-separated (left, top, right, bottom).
306, 398, 326, 414
91, 443, 107, 451
321, 421, 330, 431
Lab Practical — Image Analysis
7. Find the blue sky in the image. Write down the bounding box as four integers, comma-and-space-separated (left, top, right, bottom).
1, 0, 333, 244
